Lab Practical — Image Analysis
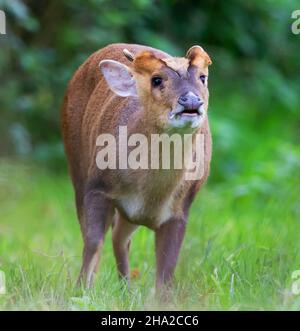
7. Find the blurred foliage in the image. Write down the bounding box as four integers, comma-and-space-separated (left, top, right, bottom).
0, 0, 299, 183
1, 1, 299, 310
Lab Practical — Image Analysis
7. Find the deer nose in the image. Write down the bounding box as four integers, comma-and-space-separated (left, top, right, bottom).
178, 92, 203, 109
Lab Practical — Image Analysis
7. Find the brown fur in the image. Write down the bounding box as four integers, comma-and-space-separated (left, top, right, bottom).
61, 43, 212, 290
133, 51, 165, 73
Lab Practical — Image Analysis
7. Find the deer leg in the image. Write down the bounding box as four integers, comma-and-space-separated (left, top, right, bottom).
155, 217, 187, 292
112, 215, 138, 284
77, 190, 113, 288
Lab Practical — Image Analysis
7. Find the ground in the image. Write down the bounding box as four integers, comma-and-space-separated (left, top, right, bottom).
0, 160, 300, 310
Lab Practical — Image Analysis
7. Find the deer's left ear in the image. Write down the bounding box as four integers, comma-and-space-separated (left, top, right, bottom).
186, 45, 212, 67
99, 60, 138, 97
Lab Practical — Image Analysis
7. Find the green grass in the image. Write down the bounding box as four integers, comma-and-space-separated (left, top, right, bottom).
0, 159, 300, 311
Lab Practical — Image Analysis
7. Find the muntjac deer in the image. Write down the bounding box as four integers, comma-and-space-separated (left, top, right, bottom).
61, 43, 212, 291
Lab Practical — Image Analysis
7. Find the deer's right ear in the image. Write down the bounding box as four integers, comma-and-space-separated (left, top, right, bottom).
99, 60, 138, 97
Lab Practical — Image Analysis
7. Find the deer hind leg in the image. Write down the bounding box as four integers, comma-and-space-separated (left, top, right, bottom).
112, 214, 138, 284
77, 190, 114, 288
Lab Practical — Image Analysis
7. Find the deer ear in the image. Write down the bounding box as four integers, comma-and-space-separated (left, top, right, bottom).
186, 45, 212, 67
99, 60, 138, 97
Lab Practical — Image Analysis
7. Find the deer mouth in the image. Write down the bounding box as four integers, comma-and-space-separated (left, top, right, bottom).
169, 106, 203, 120
180, 108, 200, 116
168, 105, 205, 129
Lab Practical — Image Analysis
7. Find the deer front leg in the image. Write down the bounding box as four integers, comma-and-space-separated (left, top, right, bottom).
77, 190, 113, 288
112, 215, 138, 284
155, 217, 187, 291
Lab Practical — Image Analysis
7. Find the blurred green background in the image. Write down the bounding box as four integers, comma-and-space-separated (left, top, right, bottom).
0, 0, 300, 310
1, 0, 299, 178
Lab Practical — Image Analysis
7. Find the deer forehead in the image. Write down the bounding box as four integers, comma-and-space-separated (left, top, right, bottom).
162, 57, 190, 77
133, 51, 191, 76
133, 54, 209, 79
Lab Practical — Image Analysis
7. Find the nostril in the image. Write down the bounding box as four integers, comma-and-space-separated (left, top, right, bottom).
178, 93, 203, 109
178, 96, 188, 106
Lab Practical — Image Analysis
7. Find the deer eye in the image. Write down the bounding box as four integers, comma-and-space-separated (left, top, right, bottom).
151, 76, 163, 87
199, 75, 206, 84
